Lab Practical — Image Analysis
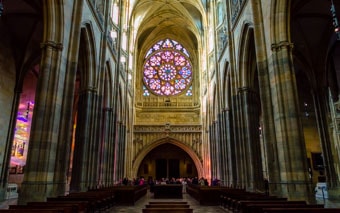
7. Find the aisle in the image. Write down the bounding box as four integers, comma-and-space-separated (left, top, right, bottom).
109, 190, 227, 213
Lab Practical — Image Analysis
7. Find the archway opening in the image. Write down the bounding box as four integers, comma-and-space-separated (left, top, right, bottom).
137, 143, 198, 182
8, 66, 39, 192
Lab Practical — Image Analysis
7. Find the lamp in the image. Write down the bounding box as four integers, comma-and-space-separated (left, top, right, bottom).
330, 0, 340, 40
0, 1, 3, 17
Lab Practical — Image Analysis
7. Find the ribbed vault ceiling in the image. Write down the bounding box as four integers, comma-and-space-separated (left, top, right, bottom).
130, 0, 206, 56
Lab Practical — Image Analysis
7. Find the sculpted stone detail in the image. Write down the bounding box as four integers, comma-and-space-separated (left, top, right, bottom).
271, 41, 294, 51
231, 0, 246, 24
133, 124, 203, 160
40, 41, 63, 51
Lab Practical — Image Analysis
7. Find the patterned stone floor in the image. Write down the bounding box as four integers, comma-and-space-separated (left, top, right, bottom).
109, 191, 226, 213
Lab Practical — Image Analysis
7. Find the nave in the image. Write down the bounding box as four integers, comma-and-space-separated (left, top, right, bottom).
111, 191, 224, 213
1, 190, 340, 213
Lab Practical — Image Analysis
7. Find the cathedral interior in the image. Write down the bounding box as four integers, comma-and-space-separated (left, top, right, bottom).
0, 0, 340, 206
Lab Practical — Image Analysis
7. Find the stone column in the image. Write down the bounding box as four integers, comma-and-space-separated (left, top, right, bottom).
238, 87, 263, 191
215, 119, 222, 180
231, 94, 242, 188
209, 123, 215, 179
219, 111, 227, 185
70, 88, 98, 191
312, 89, 339, 193
236, 91, 247, 188
113, 121, 121, 182
270, 41, 313, 201
100, 107, 113, 186
1, 91, 20, 201
18, 40, 63, 204
224, 108, 235, 187
119, 124, 126, 180
107, 110, 115, 185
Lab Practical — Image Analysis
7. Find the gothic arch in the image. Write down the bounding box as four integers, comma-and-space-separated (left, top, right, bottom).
101, 61, 114, 108
270, 0, 289, 44
212, 84, 218, 121
238, 23, 256, 88
79, 23, 97, 90
116, 83, 124, 121
131, 138, 203, 178
43, 1, 64, 43
222, 61, 230, 109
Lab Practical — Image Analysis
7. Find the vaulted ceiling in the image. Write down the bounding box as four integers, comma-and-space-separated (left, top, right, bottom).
130, 0, 207, 58
291, 0, 340, 100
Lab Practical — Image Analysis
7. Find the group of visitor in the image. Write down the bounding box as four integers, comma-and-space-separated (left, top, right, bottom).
120, 176, 220, 187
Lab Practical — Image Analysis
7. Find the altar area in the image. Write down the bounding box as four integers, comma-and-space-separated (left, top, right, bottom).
153, 184, 183, 199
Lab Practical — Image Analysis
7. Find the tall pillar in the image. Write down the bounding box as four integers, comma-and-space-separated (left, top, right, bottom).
18, 41, 64, 204
119, 124, 126, 180
231, 94, 242, 188
113, 121, 121, 182
238, 87, 263, 191
1, 91, 21, 201
236, 91, 247, 188
70, 88, 99, 192
219, 111, 227, 185
224, 108, 235, 187
312, 89, 340, 198
100, 107, 113, 186
215, 119, 222, 180
270, 41, 313, 201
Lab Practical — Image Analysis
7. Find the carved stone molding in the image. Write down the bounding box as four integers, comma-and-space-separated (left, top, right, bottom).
40, 41, 63, 51
134, 124, 202, 133
231, 0, 246, 25
133, 124, 203, 160
271, 41, 294, 52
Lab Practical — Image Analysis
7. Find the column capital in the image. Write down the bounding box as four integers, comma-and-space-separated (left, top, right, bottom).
40, 40, 63, 51
271, 41, 294, 51
79, 87, 98, 94
104, 107, 113, 112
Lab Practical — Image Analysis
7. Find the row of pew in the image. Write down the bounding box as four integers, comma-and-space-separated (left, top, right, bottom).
0, 185, 148, 212
142, 201, 193, 213
219, 188, 340, 213
187, 184, 340, 212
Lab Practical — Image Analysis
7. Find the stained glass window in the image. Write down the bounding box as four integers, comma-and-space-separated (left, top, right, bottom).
143, 86, 150, 96
143, 38, 192, 96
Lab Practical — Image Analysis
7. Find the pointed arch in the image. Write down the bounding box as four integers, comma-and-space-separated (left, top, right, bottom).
132, 137, 203, 178
222, 61, 230, 109
79, 22, 97, 90
238, 23, 256, 88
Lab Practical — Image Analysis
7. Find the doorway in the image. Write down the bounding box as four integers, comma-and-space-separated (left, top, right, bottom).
138, 143, 198, 180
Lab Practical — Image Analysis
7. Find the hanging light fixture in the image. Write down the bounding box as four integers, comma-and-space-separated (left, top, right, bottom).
0, 0, 4, 17
330, 0, 340, 40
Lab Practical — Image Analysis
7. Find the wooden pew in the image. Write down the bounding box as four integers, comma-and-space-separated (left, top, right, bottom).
244, 204, 324, 213
27, 201, 89, 213
187, 184, 240, 205
110, 185, 148, 205
228, 195, 287, 211
9, 205, 73, 213
262, 208, 340, 213
68, 190, 114, 209
47, 196, 97, 212
235, 200, 306, 212
27, 201, 88, 213
0, 210, 62, 213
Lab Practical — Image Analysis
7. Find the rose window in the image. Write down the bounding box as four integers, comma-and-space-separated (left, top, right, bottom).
143, 39, 192, 96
